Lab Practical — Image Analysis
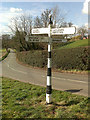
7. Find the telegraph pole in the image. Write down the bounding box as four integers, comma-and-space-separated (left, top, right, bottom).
46, 15, 53, 104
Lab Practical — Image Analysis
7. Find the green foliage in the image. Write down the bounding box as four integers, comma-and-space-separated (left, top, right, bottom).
52, 47, 89, 70
17, 50, 47, 68
17, 47, 90, 70
2, 77, 89, 119
0, 50, 10, 61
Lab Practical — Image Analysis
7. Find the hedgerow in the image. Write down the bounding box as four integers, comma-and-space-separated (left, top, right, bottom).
16, 47, 90, 70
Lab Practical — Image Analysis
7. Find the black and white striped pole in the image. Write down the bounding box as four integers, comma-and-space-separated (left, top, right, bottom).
25, 13, 76, 104
46, 15, 53, 104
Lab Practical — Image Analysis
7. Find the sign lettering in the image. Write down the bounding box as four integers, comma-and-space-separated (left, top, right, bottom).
32, 28, 49, 34
32, 27, 76, 35
51, 27, 76, 35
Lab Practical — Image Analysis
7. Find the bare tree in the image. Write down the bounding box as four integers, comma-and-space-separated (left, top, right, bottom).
8, 14, 33, 51
34, 9, 51, 28
52, 5, 65, 27
34, 16, 43, 28
78, 26, 88, 37
34, 6, 66, 28
41, 9, 51, 27
60, 22, 68, 28
9, 14, 32, 35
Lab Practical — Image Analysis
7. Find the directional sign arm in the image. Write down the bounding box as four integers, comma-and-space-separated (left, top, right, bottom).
32, 28, 49, 35
51, 27, 76, 35
25, 36, 50, 42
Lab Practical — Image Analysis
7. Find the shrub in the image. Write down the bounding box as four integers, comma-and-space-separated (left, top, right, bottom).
16, 47, 90, 70
17, 50, 47, 68
52, 47, 89, 70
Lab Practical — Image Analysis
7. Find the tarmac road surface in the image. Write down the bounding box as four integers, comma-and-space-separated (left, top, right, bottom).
0, 50, 89, 97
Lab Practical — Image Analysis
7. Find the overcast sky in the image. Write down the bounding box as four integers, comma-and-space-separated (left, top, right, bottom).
0, 0, 89, 35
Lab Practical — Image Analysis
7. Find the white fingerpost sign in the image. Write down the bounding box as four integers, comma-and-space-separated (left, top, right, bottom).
32, 28, 49, 35
51, 27, 76, 35
32, 26, 76, 36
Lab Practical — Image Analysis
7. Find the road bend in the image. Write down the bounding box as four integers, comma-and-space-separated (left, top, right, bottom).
0, 50, 89, 96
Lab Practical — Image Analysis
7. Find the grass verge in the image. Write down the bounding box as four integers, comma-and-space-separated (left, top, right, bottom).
58, 39, 89, 49
2, 77, 90, 119
0, 50, 10, 62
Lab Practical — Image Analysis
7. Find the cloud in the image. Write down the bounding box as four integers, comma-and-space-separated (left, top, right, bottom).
10, 7, 22, 13
0, 7, 23, 23
85, 23, 88, 28
0, 24, 11, 35
72, 24, 79, 28
0, 7, 23, 35
0, 6, 43, 35
82, 0, 90, 14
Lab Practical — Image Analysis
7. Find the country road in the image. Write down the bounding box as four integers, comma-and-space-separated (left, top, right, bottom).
0, 50, 89, 96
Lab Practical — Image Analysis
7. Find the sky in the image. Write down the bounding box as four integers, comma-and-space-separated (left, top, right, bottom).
0, 0, 89, 35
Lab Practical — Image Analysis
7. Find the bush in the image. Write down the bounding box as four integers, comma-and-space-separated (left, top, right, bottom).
17, 50, 47, 68
16, 47, 90, 70
52, 47, 89, 70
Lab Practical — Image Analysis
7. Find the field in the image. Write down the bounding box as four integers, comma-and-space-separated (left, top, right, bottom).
2, 77, 89, 119
58, 39, 90, 49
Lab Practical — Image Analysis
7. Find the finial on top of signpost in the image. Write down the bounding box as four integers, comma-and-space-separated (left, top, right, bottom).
49, 14, 53, 25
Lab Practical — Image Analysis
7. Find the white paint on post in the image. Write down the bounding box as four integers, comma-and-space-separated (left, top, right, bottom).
46, 94, 52, 104
47, 76, 51, 86
47, 58, 51, 68
48, 44, 51, 52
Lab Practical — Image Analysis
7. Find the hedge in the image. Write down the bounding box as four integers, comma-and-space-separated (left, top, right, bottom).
16, 47, 90, 70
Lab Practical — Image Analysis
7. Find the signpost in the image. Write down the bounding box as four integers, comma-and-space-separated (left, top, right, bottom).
25, 15, 76, 104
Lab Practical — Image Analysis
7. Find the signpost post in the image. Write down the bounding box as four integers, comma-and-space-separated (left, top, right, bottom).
46, 15, 53, 104
25, 14, 76, 104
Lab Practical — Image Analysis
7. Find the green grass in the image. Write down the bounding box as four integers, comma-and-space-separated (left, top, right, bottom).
1, 77, 90, 119
58, 39, 90, 49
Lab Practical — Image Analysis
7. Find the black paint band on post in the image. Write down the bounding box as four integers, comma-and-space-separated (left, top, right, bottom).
46, 85, 52, 94
48, 52, 51, 58
47, 68, 51, 76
